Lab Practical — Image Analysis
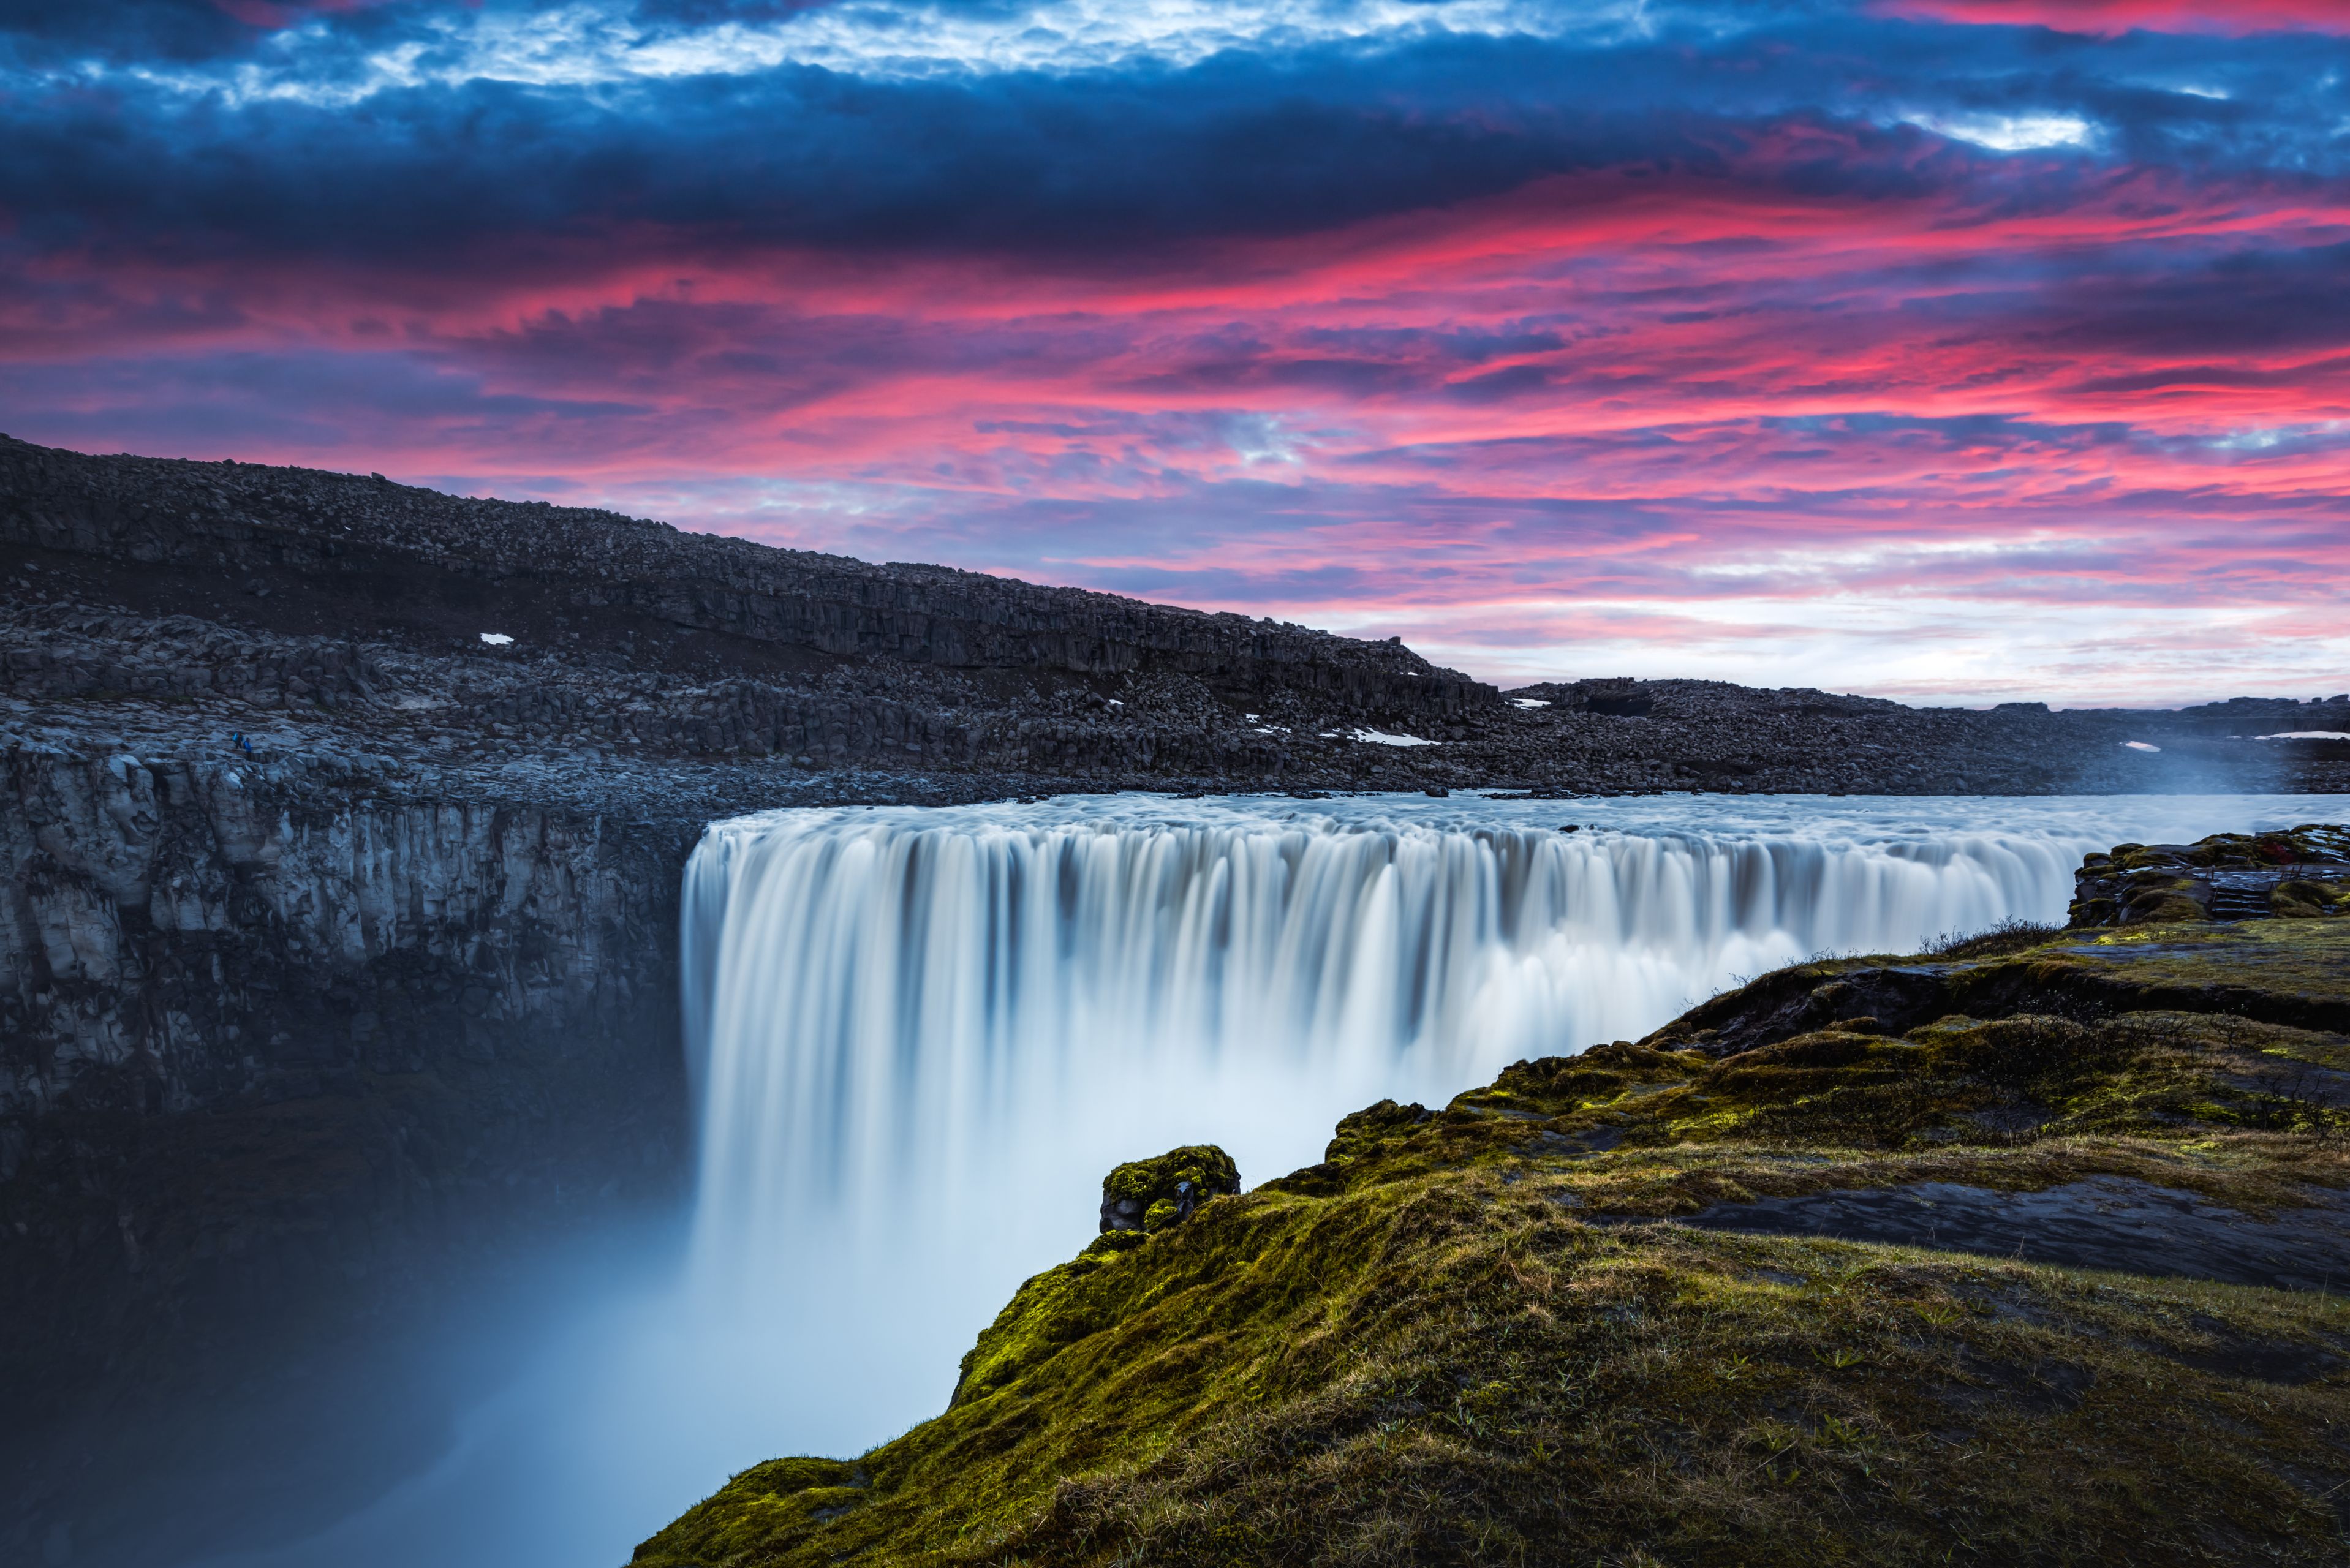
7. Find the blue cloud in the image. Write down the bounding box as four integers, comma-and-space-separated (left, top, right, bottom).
2, 2, 2345, 274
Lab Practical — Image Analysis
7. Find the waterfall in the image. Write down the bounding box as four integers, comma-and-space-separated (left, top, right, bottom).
184, 791, 2349, 1568
681, 793, 2164, 1284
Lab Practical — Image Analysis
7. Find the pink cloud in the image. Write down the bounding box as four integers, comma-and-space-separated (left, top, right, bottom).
1878, 1, 2350, 36
5, 131, 2345, 704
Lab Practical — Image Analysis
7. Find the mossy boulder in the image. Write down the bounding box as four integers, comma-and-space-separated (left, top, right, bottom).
2071, 823, 2349, 927
1323, 1098, 1431, 1162
1097, 1144, 1237, 1235
2273, 878, 2350, 918
2122, 882, 2213, 924
942, 1145, 1239, 1411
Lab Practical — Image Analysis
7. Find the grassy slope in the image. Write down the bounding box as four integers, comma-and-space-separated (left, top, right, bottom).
637, 919, 2350, 1567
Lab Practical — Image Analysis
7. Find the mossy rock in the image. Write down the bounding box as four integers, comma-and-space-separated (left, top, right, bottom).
2273, 879, 2350, 918
1097, 1144, 1238, 1235
642, 1457, 866, 1562
2073, 824, 2349, 929
1323, 1098, 1431, 1162
2121, 889, 2212, 925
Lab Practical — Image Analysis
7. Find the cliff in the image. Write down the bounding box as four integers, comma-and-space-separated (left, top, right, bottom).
0, 742, 696, 1565
638, 833, 2350, 1567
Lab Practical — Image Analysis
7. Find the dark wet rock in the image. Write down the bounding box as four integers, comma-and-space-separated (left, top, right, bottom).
2068, 825, 2350, 927
0, 744, 689, 1568
1664, 1177, 2350, 1294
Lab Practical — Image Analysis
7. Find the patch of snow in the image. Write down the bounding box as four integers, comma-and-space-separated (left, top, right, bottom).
1349, 728, 1440, 748
1509, 698, 1551, 710
1106, 699, 1124, 708
2123, 741, 2161, 753
2258, 731, 2350, 741
480, 632, 514, 646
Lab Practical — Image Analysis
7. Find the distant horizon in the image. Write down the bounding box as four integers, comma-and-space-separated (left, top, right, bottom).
3, 0, 2345, 708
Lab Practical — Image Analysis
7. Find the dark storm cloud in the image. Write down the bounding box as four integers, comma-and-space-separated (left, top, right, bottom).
0, 43, 1702, 263
0, 0, 463, 66
1, 6, 2345, 272
0, 0, 252, 62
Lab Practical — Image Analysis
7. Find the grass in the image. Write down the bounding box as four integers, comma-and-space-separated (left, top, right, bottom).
634, 914, 2350, 1568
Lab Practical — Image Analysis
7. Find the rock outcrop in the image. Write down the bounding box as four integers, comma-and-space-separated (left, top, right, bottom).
1095, 1145, 1239, 1238
0, 745, 691, 1568
2066, 823, 2350, 926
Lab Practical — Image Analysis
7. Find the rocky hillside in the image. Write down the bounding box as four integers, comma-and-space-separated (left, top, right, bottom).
7, 435, 2345, 799
638, 832, 2350, 1567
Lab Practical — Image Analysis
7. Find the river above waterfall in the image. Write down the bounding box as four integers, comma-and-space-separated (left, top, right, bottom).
195, 792, 2349, 1568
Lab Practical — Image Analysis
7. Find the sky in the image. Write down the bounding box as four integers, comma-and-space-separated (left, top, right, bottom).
3, 0, 2348, 705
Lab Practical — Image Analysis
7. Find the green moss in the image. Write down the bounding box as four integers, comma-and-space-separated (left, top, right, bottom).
640, 1458, 866, 1562
2275, 880, 2350, 918
1098, 1145, 1239, 1231
1323, 1098, 1433, 1163
2072, 824, 2350, 928
637, 908, 2350, 1568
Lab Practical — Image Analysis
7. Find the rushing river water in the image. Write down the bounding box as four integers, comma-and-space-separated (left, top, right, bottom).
195, 792, 2350, 1568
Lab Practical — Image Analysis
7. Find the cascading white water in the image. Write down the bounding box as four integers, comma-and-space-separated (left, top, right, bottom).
679, 793, 2310, 1287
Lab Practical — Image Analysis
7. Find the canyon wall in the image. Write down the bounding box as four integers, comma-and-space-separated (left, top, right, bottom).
0, 743, 690, 1566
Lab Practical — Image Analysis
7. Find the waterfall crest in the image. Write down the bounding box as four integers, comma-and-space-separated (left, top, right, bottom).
682, 793, 2126, 1280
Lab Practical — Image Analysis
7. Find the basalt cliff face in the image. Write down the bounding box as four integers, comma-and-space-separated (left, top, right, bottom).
0, 745, 691, 1568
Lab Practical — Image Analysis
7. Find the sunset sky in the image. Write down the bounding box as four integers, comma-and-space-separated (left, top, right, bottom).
4, 0, 2347, 704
